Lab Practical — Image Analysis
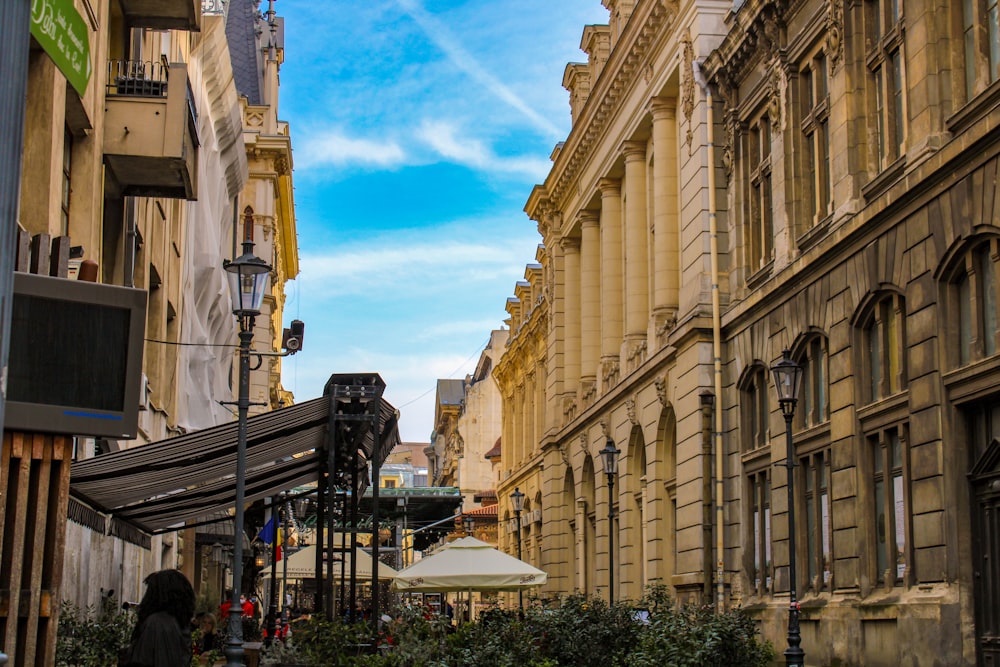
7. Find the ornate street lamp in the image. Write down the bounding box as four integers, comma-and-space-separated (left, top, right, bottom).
771, 349, 804, 667
463, 515, 474, 537
223, 237, 271, 667
600, 438, 619, 603
510, 487, 525, 612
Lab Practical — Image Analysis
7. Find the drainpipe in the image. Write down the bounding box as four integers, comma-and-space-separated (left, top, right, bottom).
692, 60, 725, 612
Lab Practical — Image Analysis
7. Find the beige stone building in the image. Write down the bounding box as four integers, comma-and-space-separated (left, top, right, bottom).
4, 0, 298, 615
428, 330, 508, 511
497, 0, 1000, 664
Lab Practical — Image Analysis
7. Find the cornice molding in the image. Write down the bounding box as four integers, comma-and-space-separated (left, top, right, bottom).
545, 0, 680, 210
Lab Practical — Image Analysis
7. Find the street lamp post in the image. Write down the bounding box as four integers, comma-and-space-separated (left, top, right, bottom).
600, 439, 620, 603
510, 488, 525, 613
223, 237, 271, 667
771, 349, 805, 667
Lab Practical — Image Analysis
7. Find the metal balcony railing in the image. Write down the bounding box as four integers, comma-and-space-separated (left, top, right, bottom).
106, 60, 168, 97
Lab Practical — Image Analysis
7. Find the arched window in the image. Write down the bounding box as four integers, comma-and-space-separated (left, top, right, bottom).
950, 240, 999, 367
796, 335, 830, 430
740, 364, 770, 452
860, 292, 906, 403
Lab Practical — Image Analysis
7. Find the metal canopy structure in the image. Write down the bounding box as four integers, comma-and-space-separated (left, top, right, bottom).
316, 373, 395, 626
70, 397, 330, 532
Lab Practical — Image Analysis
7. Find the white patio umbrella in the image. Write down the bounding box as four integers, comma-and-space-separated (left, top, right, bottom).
391, 536, 547, 592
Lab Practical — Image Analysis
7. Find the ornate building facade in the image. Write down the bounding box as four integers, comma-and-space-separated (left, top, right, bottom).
43, 0, 298, 616
497, 0, 1000, 664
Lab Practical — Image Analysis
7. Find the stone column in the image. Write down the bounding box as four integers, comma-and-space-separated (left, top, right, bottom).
560, 236, 581, 414
598, 179, 623, 391
622, 140, 649, 366
650, 99, 680, 336
579, 210, 601, 403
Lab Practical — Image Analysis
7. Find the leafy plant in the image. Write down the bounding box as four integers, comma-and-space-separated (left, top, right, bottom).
55, 596, 135, 667
256, 589, 772, 667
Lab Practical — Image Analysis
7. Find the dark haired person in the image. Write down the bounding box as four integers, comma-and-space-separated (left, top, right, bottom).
119, 569, 195, 667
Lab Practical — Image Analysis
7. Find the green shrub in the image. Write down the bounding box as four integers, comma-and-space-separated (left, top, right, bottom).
259, 589, 773, 667
628, 586, 774, 667
55, 596, 135, 667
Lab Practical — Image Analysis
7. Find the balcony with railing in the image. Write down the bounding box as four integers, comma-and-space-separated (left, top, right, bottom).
103, 60, 199, 200
120, 0, 200, 30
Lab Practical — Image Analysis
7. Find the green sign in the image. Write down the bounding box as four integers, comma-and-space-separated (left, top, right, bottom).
30, 0, 92, 97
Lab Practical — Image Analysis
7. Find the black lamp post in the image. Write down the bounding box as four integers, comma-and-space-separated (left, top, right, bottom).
463, 515, 474, 537
223, 238, 271, 667
771, 349, 804, 667
511, 487, 525, 612
600, 438, 620, 603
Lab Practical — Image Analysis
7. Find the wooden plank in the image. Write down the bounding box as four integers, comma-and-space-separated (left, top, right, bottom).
3, 434, 31, 657
42, 436, 73, 665
22, 433, 52, 667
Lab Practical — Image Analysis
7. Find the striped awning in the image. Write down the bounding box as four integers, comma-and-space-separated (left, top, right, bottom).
70, 388, 400, 534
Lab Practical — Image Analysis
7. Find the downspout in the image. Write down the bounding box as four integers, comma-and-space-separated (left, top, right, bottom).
692, 60, 725, 612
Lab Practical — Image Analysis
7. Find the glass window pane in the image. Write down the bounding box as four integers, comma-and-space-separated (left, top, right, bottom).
893, 472, 905, 580
807, 493, 817, 581
891, 431, 902, 469
980, 247, 997, 356
960, 274, 973, 365
965, 0, 977, 97
875, 477, 887, 575
892, 51, 904, 159
869, 319, 882, 401
887, 304, 900, 393
821, 489, 832, 585
990, 0, 1000, 83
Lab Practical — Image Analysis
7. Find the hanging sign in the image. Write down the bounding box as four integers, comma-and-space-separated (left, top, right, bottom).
31, 0, 92, 97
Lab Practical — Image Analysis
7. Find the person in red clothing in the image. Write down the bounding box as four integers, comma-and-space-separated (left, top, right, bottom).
218, 591, 233, 620
240, 594, 254, 617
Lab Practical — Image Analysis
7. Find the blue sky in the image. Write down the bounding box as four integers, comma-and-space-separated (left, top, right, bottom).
277, 1, 610, 442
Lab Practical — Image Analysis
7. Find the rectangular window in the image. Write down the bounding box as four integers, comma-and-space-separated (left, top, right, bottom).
746, 113, 773, 272
800, 53, 831, 225
871, 426, 908, 585
963, 0, 1000, 99
749, 468, 772, 595
867, 0, 905, 169
801, 450, 833, 592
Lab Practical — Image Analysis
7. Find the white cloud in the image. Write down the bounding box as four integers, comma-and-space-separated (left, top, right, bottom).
394, 0, 564, 139
416, 119, 552, 179
294, 130, 406, 170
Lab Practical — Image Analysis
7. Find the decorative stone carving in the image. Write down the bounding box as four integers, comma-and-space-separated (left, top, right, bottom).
274, 155, 290, 176
579, 433, 589, 456
626, 396, 638, 426
722, 113, 737, 180
827, 0, 845, 73
599, 420, 610, 438
767, 64, 784, 128
601, 358, 621, 388
654, 375, 668, 407
680, 30, 695, 154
